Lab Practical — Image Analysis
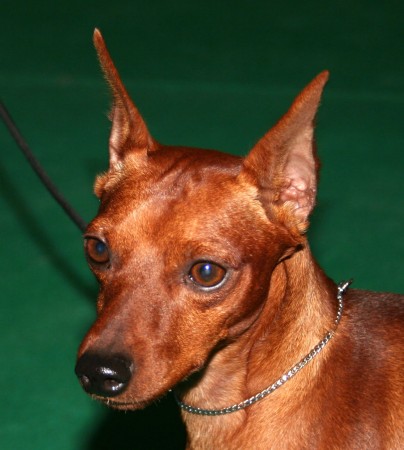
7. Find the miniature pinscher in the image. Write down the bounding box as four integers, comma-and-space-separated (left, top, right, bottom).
75, 30, 404, 449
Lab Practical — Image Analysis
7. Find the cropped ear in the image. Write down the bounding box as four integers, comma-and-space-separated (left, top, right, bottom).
241, 71, 329, 235
93, 29, 157, 170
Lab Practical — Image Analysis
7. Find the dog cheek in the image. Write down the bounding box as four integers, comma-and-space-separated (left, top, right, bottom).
222, 248, 285, 337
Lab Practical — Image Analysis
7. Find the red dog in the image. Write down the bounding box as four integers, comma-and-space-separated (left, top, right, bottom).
75, 30, 404, 449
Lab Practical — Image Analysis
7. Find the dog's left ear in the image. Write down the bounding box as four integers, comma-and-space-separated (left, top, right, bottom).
93, 29, 157, 170
242, 71, 329, 234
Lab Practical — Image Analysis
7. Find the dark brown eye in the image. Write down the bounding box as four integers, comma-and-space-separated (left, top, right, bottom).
85, 238, 110, 265
189, 262, 226, 288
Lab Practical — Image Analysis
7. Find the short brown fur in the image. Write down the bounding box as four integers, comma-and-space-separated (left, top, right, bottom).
75, 30, 404, 449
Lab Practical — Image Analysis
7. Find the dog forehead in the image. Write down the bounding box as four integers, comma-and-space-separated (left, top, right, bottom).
144, 173, 268, 256
97, 148, 241, 210
92, 148, 267, 239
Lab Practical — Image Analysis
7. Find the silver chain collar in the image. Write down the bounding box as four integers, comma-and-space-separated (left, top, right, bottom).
174, 280, 352, 416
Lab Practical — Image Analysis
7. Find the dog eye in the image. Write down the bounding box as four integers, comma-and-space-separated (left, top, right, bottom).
189, 262, 226, 288
84, 238, 110, 265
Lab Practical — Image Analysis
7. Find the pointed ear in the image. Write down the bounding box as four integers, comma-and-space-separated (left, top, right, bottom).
93, 29, 157, 170
241, 71, 329, 235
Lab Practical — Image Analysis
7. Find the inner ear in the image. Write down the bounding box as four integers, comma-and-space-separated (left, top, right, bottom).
275, 129, 318, 222
241, 71, 328, 234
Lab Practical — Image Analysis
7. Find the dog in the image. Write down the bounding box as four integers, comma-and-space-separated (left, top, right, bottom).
75, 29, 404, 449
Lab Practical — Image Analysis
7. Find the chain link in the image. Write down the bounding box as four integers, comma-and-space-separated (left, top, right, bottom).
174, 280, 352, 416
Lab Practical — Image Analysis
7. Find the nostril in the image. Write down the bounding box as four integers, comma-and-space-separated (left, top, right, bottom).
78, 374, 91, 391
75, 352, 133, 398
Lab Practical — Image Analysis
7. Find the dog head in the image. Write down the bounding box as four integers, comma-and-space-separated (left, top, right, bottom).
75, 29, 328, 409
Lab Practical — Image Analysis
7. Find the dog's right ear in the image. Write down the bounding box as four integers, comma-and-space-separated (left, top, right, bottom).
93, 29, 157, 171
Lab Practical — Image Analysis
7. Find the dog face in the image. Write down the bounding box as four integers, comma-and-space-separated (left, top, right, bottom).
75, 30, 327, 409
79, 147, 294, 408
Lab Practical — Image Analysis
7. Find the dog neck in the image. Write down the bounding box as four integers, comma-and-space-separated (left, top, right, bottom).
179, 243, 337, 439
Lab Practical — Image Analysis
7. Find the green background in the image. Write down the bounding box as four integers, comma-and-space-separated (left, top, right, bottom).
1, 1, 402, 449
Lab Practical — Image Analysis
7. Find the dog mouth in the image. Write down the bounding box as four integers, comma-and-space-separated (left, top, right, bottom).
91, 367, 206, 411
77, 350, 212, 412
90, 384, 178, 411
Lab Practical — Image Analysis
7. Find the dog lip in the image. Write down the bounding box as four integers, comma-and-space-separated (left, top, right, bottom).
96, 396, 145, 410
93, 390, 169, 410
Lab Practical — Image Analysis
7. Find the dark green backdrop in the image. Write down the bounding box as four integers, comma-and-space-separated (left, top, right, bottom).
1, 1, 402, 449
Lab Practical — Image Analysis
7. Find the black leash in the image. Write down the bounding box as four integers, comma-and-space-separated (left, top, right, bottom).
0, 100, 87, 232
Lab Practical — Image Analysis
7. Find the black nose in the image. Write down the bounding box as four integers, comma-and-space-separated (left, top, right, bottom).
75, 352, 133, 397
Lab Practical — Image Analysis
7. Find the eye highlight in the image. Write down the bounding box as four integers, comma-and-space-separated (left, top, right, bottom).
84, 237, 110, 265
189, 261, 227, 288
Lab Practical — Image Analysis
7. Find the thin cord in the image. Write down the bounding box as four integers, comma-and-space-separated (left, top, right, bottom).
0, 100, 87, 232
